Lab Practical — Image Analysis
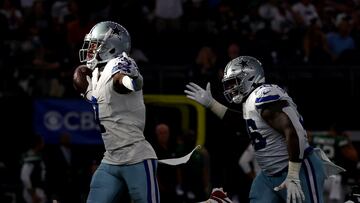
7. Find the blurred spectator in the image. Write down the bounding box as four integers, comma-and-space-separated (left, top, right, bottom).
258, 0, 278, 22
183, 0, 211, 34
51, 0, 69, 25
351, 8, 360, 48
324, 0, 357, 15
213, 2, 241, 40
65, 1, 95, 64
153, 0, 183, 34
150, 0, 185, 64
0, 0, 23, 38
47, 132, 81, 203
189, 45, 219, 87
291, 0, 321, 27
152, 123, 179, 203
263, 1, 298, 66
24, 0, 51, 42
303, 18, 332, 65
269, 1, 295, 36
20, 134, 47, 203
327, 13, 356, 63
48, 77, 65, 97
309, 124, 359, 203
238, 4, 277, 66
31, 45, 61, 71
20, 0, 35, 16
240, 4, 266, 38
345, 185, 360, 203
217, 41, 242, 71
0, 10, 10, 80
227, 42, 241, 60
0, 160, 16, 202
176, 130, 210, 202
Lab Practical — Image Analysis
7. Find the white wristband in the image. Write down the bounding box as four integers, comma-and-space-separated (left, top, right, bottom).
122, 75, 135, 91
287, 161, 301, 179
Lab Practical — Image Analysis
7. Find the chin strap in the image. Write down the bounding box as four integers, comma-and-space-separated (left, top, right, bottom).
86, 57, 98, 70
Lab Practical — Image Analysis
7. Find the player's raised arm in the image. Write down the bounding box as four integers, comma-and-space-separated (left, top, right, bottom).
112, 52, 143, 93
185, 82, 228, 119
184, 82, 246, 132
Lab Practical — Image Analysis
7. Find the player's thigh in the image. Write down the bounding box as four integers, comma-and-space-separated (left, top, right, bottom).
300, 153, 326, 203
122, 159, 160, 203
87, 163, 125, 203
249, 172, 284, 203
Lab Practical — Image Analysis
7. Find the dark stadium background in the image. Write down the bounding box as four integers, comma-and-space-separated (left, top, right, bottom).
0, 0, 359, 202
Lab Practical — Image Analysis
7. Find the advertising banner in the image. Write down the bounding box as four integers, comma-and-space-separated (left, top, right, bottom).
33, 99, 102, 144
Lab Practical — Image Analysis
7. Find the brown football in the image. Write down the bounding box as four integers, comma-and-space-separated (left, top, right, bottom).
73, 64, 92, 94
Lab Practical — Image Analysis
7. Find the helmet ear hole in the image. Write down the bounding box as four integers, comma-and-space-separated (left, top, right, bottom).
109, 48, 115, 54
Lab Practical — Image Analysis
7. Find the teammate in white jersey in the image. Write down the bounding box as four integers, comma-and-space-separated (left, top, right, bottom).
185, 56, 344, 203
73, 21, 159, 203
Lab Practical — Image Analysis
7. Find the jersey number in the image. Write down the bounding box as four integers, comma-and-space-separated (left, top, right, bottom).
91, 97, 106, 133
245, 119, 266, 151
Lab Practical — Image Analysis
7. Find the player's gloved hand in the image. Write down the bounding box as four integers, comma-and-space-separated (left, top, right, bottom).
184, 82, 214, 108
274, 162, 305, 203
115, 52, 139, 78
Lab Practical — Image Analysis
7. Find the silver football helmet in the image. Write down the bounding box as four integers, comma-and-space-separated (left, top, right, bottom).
79, 21, 131, 70
222, 56, 265, 103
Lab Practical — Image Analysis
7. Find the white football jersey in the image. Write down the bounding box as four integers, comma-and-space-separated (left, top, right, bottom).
89, 57, 157, 165
242, 84, 309, 175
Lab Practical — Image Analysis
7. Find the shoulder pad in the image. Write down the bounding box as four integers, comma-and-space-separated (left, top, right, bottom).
254, 84, 286, 107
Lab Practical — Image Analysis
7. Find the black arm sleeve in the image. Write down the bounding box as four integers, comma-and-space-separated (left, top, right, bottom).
222, 109, 247, 133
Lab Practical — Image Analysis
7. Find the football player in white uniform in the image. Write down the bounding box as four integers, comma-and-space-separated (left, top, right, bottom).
185, 56, 344, 203
74, 21, 159, 203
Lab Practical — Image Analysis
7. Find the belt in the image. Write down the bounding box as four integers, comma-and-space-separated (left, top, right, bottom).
271, 166, 288, 177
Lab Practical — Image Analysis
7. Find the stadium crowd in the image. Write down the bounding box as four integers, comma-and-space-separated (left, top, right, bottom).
0, 0, 360, 98
0, 0, 359, 202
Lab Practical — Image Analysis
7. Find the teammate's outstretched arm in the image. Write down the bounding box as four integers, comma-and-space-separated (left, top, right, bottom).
185, 82, 227, 118
261, 100, 306, 203
185, 82, 244, 121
